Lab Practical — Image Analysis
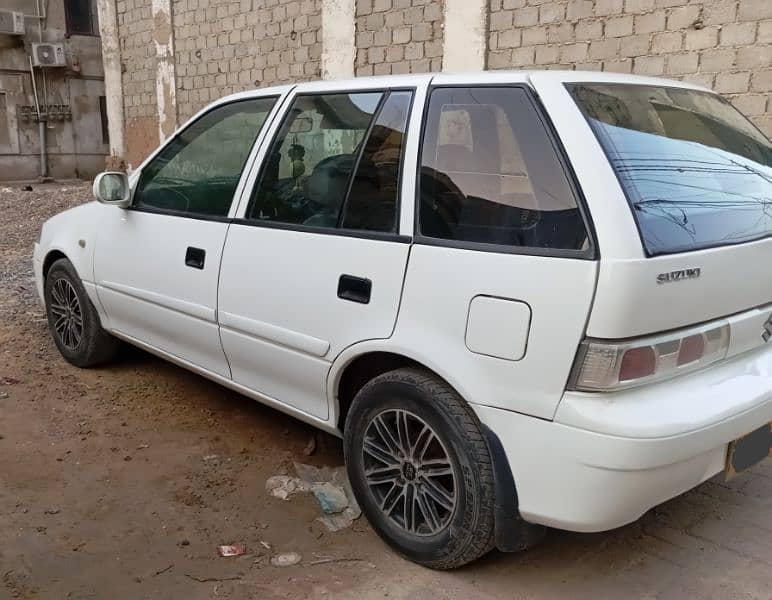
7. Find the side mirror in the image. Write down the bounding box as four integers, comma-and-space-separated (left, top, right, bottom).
93, 171, 131, 207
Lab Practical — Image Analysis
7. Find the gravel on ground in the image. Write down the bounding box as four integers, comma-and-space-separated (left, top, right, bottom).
0, 182, 770, 600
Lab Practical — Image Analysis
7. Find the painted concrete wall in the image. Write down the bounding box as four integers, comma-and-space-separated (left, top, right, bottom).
113, 0, 772, 169
0, 0, 108, 181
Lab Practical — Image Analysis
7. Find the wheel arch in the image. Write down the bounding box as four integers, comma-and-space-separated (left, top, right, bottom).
329, 341, 546, 554
328, 342, 472, 434
42, 249, 69, 281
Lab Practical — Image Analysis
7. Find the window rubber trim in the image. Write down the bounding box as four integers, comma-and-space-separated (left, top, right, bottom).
130, 95, 282, 221
229, 217, 412, 243
412, 83, 599, 260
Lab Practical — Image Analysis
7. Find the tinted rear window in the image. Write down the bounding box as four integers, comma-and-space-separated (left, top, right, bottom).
569, 83, 772, 256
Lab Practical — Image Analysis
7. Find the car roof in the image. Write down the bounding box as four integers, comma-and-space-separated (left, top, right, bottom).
211, 70, 713, 109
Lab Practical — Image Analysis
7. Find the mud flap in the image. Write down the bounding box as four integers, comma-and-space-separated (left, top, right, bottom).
482, 424, 546, 552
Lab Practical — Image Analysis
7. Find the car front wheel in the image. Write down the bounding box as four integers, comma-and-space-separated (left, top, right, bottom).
344, 368, 496, 569
44, 258, 118, 367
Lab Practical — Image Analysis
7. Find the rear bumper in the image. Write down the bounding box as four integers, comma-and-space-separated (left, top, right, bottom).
474, 343, 772, 532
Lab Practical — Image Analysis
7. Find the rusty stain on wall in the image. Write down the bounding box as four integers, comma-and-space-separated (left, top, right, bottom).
124, 116, 159, 171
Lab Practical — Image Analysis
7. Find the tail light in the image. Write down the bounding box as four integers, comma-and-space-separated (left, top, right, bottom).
568, 321, 730, 392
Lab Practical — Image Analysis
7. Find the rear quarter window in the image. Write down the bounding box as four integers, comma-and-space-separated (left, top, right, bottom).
418, 86, 589, 253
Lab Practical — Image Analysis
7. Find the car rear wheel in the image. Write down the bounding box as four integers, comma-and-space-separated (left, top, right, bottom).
344, 368, 495, 569
45, 258, 119, 367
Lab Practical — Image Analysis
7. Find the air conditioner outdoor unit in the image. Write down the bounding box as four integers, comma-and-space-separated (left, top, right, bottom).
0, 10, 25, 35
31, 43, 67, 67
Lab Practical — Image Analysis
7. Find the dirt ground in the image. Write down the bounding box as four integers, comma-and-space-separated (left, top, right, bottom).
0, 182, 770, 600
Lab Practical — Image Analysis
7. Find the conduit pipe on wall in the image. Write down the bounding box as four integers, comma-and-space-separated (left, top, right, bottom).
28, 56, 47, 179
32, 0, 48, 179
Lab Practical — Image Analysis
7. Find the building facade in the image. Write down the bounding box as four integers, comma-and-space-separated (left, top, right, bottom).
0, 0, 109, 181
108, 0, 771, 170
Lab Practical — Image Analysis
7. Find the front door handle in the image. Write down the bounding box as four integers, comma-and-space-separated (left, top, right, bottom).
338, 274, 371, 304
185, 246, 206, 269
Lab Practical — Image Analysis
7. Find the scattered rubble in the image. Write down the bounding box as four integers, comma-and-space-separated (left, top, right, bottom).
265, 462, 361, 532
270, 552, 302, 567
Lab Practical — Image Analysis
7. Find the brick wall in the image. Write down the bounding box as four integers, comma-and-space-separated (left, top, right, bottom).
487, 0, 772, 136
117, 0, 160, 162
114, 0, 772, 167
355, 0, 444, 76
172, 0, 322, 122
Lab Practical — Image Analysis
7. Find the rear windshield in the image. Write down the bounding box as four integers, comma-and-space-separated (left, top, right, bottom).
569, 83, 772, 256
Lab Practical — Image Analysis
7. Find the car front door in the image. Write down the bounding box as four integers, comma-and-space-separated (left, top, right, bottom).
93, 94, 282, 376
217, 84, 419, 419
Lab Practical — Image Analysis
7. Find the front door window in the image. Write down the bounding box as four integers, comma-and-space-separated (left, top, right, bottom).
134, 97, 277, 218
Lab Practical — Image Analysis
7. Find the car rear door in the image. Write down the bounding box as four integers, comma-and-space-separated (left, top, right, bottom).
391, 75, 599, 420
217, 79, 425, 420
93, 92, 285, 376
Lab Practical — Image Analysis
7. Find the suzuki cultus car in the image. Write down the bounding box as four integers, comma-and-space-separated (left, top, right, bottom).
34, 72, 772, 569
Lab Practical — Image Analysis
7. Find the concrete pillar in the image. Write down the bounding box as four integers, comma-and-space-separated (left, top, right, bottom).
321, 0, 356, 80
442, 0, 487, 72
95, 0, 126, 170
151, 0, 178, 143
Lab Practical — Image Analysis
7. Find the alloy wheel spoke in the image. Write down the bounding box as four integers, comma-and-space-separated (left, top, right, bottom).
363, 437, 400, 467
421, 475, 454, 511
396, 410, 411, 455
372, 414, 404, 457
70, 321, 82, 346
364, 464, 402, 485
420, 459, 453, 478
54, 314, 68, 332
49, 303, 67, 316
51, 282, 66, 305
382, 482, 405, 515
403, 484, 416, 533
411, 424, 434, 461
415, 487, 441, 532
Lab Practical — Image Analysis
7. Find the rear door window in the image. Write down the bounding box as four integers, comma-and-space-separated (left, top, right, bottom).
569, 83, 772, 256
246, 90, 412, 233
418, 86, 589, 252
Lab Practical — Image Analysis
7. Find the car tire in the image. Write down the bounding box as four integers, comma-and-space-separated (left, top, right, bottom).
44, 258, 119, 368
344, 367, 496, 569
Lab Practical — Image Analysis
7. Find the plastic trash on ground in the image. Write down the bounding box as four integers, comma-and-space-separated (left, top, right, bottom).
217, 543, 246, 557
264, 463, 361, 531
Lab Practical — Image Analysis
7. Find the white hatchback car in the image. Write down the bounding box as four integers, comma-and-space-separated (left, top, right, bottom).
34, 71, 772, 569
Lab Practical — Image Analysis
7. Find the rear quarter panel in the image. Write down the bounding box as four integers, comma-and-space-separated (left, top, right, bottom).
389, 245, 598, 419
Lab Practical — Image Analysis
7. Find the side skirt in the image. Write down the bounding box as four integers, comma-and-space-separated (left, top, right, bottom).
109, 329, 341, 438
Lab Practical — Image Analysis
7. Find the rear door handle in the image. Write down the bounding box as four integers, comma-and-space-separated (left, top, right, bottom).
338, 274, 371, 304
185, 246, 206, 269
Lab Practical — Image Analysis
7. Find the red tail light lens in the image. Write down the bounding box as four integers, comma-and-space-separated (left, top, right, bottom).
569, 321, 730, 392
619, 346, 657, 381
677, 334, 705, 366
